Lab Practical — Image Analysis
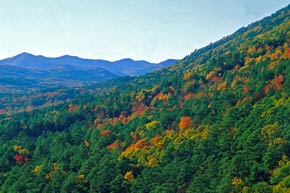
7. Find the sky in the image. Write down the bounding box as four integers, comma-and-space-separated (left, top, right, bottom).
0, 0, 289, 62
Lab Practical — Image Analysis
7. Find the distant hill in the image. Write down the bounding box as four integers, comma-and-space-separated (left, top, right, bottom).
0, 53, 178, 87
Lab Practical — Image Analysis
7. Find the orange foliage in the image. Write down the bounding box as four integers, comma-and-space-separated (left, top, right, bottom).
108, 117, 119, 126
120, 139, 150, 158
257, 47, 263, 53
132, 103, 147, 116
150, 135, 163, 147
119, 112, 128, 123
264, 75, 284, 94
68, 104, 79, 113
247, 45, 256, 54
154, 92, 170, 101
100, 130, 112, 136
236, 96, 251, 107
107, 141, 121, 150
231, 75, 240, 88
135, 139, 150, 149
242, 86, 250, 95
282, 47, 290, 59
234, 65, 240, 71
270, 53, 278, 60
273, 75, 284, 90
184, 71, 193, 81
169, 86, 176, 93
211, 75, 221, 83
206, 71, 215, 80
96, 123, 104, 129
179, 116, 192, 129
184, 93, 195, 100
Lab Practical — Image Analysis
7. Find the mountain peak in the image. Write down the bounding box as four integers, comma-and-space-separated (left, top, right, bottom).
16, 52, 35, 58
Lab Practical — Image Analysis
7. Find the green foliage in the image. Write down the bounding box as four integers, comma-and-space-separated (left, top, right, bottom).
0, 4, 290, 193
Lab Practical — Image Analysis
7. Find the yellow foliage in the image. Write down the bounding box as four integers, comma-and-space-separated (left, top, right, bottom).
53, 162, 58, 170
78, 174, 85, 180
150, 135, 163, 147
268, 61, 279, 70
244, 57, 255, 66
19, 148, 30, 155
272, 155, 290, 193
13, 145, 22, 151
278, 154, 289, 167
273, 138, 288, 145
232, 176, 243, 185
184, 71, 193, 81
255, 55, 263, 63
229, 128, 237, 137
124, 171, 134, 181
145, 120, 160, 130
273, 175, 290, 193
136, 92, 145, 102
261, 122, 280, 144
274, 94, 289, 107
241, 186, 249, 193
32, 165, 42, 174
145, 155, 159, 167
216, 81, 227, 91
84, 140, 90, 147
13, 145, 30, 155
200, 128, 209, 140
247, 45, 256, 54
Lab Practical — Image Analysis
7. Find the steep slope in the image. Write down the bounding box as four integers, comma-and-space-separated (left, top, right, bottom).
0, 5, 289, 193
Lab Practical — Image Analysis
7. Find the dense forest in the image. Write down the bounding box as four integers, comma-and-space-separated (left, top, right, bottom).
0, 5, 289, 193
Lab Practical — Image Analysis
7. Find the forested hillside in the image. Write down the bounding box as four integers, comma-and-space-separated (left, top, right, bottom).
0, 5, 289, 193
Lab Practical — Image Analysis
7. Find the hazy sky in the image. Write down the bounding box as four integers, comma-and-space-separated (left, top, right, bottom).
0, 0, 289, 62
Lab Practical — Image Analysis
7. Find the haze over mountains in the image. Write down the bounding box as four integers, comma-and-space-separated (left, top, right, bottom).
0, 3, 289, 193
0, 53, 178, 88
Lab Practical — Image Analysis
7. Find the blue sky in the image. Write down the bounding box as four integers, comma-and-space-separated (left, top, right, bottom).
0, 0, 289, 62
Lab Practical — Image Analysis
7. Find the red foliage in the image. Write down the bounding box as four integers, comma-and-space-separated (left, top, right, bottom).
14, 154, 25, 164
132, 133, 138, 141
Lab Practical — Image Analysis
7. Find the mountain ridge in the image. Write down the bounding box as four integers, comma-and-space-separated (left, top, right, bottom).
0, 53, 178, 88
0, 52, 178, 71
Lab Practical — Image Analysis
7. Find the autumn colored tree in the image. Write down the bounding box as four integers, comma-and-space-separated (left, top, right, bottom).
179, 116, 192, 129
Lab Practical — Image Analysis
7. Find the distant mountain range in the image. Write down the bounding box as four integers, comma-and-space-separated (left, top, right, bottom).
0, 53, 178, 89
